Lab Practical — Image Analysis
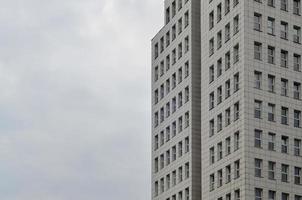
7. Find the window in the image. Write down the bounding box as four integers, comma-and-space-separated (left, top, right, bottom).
178, 0, 182, 10
166, 126, 170, 142
166, 55, 170, 71
234, 73, 239, 92
281, 78, 288, 96
178, 43, 183, 59
254, 13, 262, 31
210, 174, 215, 191
185, 188, 189, 200
254, 42, 262, 60
218, 169, 223, 187
178, 92, 183, 108
281, 107, 289, 125
225, 0, 230, 14
295, 196, 302, 200
234, 189, 240, 200
154, 43, 159, 59
217, 58, 222, 77
160, 178, 164, 193
165, 7, 170, 24
154, 66, 159, 82
178, 116, 183, 133
160, 84, 164, 99
217, 114, 222, 132
217, 86, 222, 104
184, 61, 189, 77
267, 0, 275, 7
166, 79, 170, 94
294, 139, 301, 156
225, 51, 231, 70
154, 181, 159, 196
280, 50, 288, 68
281, 136, 289, 153
217, 142, 223, 160
294, 26, 301, 43
154, 135, 159, 150
185, 112, 189, 128
226, 165, 231, 183
172, 73, 177, 89
210, 147, 215, 164
226, 137, 231, 155
255, 158, 262, 177
185, 11, 189, 27
185, 163, 189, 179
254, 129, 262, 148
268, 190, 276, 200
225, 80, 231, 99
166, 102, 170, 118
178, 166, 183, 183
209, 38, 214, 56
234, 132, 239, 150
268, 103, 275, 122
172, 1, 176, 17
172, 170, 176, 186
280, 0, 288, 11
226, 193, 231, 200
294, 54, 301, 71
178, 67, 182, 83
294, 110, 301, 128
209, 92, 215, 110
225, 23, 230, 42
154, 157, 158, 172
255, 188, 263, 200
154, 89, 158, 105
184, 36, 189, 53
160, 37, 164, 53
166, 32, 170, 48
172, 25, 176, 40
209, 11, 214, 30
294, 0, 301, 15
209, 119, 215, 137
233, 0, 239, 7
233, 44, 239, 63
172, 121, 176, 137
185, 137, 189, 153
267, 17, 275, 35
160, 154, 164, 169
254, 71, 262, 89
254, 100, 262, 119
209, 65, 214, 83
172, 146, 177, 161
172, 49, 176, 64
217, 31, 222, 49
166, 174, 170, 189
281, 21, 288, 39
268, 75, 275, 92
268, 161, 276, 180
172, 97, 176, 113
217, 3, 222, 22
154, 112, 159, 127
234, 160, 240, 179
233, 15, 239, 34
281, 193, 289, 200
185, 86, 189, 102
295, 167, 302, 184
268, 46, 275, 64
268, 132, 276, 151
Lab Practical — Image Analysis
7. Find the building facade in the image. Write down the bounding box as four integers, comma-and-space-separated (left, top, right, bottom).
152, 0, 302, 200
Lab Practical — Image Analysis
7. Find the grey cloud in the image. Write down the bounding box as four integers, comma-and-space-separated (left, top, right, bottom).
0, 0, 163, 199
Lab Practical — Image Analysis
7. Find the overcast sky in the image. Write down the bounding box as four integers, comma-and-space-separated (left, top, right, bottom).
0, 0, 163, 199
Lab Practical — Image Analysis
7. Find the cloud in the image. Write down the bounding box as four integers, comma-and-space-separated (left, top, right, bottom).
0, 0, 163, 199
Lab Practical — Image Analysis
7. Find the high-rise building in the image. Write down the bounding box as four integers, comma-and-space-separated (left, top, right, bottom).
151, 0, 302, 200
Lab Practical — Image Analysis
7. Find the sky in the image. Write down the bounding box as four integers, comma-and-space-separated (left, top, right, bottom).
0, 0, 163, 199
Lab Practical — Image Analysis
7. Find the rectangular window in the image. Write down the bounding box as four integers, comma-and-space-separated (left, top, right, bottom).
268, 132, 276, 151
281, 0, 288, 11
281, 107, 289, 125
268, 75, 275, 92
268, 103, 275, 122
217, 31, 222, 49
209, 92, 214, 110
209, 11, 214, 30
254, 129, 262, 148
226, 165, 231, 183
268, 161, 276, 180
210, 174, 215, 191
233, 44, 239, 63
254, 42, 262, 60
254, 13, 262, 31
293, 26, 301, 43
225, 0, 230, 14
217, 114, 222, 132
281, 136, 289, 153
255, 158, 262, 177
234, 160, 240, 179
255, 188, 263, 200
210, 147, 215, 164
294, 54, 301, 71
281, 193, 289, 200
218, 169, 223, 187
233, 15, 239, 34
217, 142, 223, 160
294, 110, 301, 128
225, 51, 231, 70
234, 73, 239, 92
225, 80, 231, 99
267, 17, 275, 35
295, 167, 302, 185
254, 100, 262, 119
235, 189, 240, 200
209, 119, 215, 137
267, 0, 275, 6
217, 58, 222, 77
184, 11, 189, 27
226, 137, 231, 155
293, 0, 301, 15
280, 50, 288, 68
268, 190, 276, 200
294, 139, 301, 156
254, 71, 262, 89
225, 23, 230, 42
209, 38, 214, 56
217, 86, 222, 104
209, 65, 214, 83
217, 3, 222, 22
185, 137, 189, 153
268, 46, 275, 64
234, 132, 239, 150
281, 21, 288, 39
